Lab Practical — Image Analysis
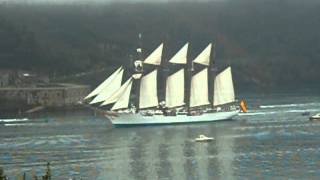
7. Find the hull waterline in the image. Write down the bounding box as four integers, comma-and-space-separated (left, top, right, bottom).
106, 110, 238, 126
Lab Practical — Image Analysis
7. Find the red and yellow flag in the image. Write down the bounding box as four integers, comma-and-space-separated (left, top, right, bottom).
240, 99, 248, 113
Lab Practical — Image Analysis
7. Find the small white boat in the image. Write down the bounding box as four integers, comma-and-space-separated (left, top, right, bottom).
310, 113, 320, 121
195, 134, 214, 142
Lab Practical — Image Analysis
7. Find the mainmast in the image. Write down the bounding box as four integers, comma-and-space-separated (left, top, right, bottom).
186, 44, 193, 114
132, 33, 144, 112
208, 43, 216, 108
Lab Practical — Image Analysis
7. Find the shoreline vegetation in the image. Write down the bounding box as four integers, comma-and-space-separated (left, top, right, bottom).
0, 0, 319, 92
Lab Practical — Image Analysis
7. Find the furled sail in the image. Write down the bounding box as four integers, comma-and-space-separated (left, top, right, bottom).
139, 70, 159, 109
143, 43, 163, 65
100, 77, 133, 106
169, 43, 189, 64
84, 67, 122, 99
190, 68, 210, 107
193, 43, 212, 66
165, 68, 185, 108
89, 68, 124, 104
111, 78, 133, 111
213, 67, 235, 106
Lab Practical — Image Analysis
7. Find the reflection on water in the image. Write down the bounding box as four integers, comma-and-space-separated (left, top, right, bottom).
215, 125, 234, 180
1, 94, 320, 179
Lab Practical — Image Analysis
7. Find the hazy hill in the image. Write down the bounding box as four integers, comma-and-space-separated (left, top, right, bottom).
0, 0, 319, 91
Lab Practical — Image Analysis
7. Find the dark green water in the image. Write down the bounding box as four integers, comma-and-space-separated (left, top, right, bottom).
1, 93, 320, 179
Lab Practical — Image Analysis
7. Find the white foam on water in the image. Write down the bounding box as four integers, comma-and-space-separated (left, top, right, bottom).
225, 131, 271, 139
233, 122, 320, 131
239, 111, 277, 116
0, 118, 28, 123
260, 104, 299, 109
285, 109, 320, 113
239, 108, 320, 117
4, 123, 34, 127
236, 147, 320, 158
260, 102, 320, 109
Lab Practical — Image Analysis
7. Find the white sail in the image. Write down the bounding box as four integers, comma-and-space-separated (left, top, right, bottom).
139, 70, 159, 109
169, 43, 189, 64
193, 43, 212, 66
165, 69, 185, 108
90, 69, 124, 104
213, 67, 235, 106
101, 77, 132, 106
84, 67, 122, 99
144, 43, 163, 65
111, 79, 133, 111
190, 68, 210, 107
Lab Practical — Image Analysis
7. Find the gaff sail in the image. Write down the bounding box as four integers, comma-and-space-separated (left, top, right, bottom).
213, 67, 235, 106
165, 68, 185, 108
190, 68, 210, 107
139, 70, 159, 109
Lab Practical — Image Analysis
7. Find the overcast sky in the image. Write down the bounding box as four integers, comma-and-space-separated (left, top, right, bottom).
0, 0, 222, 4
0, 0, 181, 3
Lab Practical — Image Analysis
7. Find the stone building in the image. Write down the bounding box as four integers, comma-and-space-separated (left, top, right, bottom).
0, 84, 90, 110
0, 69, 90, 111
0, 70, 10, 87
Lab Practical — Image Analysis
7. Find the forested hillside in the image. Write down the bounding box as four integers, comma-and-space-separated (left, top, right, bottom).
0, 0, 319, 91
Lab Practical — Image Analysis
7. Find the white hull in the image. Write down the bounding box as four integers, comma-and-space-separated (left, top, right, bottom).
106, 110, 238, 126
310, 113, 320, 121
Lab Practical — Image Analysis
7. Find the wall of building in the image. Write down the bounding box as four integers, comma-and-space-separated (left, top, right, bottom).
0, 72, 9, 87
0, 84, 90, 109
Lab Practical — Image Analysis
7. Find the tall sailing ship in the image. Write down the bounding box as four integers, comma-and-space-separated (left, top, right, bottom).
84, 42, 239, 126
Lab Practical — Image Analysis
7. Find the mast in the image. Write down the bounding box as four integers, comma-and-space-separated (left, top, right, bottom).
133, 33, 144, 112
208, 43, 216, 108
186, 44, 193, 113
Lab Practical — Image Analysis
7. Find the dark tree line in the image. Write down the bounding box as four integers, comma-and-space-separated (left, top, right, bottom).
0, 0, 319, 91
